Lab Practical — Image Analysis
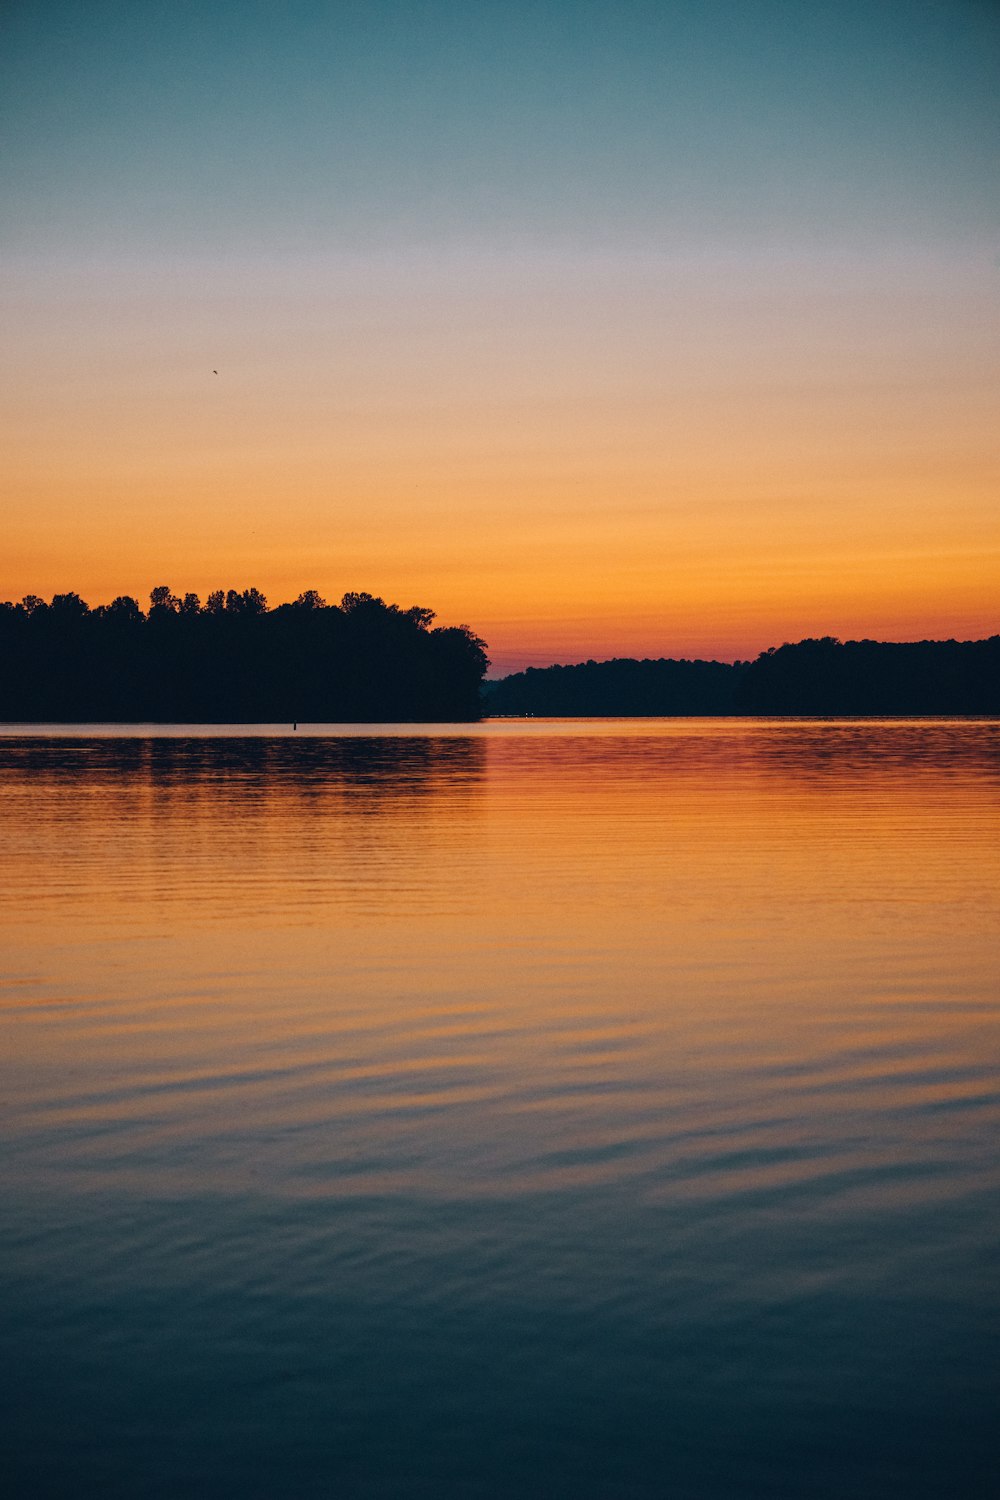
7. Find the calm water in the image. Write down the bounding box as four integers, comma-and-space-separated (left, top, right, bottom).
2, 720, 998, 1499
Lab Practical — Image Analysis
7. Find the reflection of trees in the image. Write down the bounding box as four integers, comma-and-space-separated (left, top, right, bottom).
723, 719, 1000, 784
484, 721, 1000, 789
0, 735, 487, 812
0, 736, 488, 924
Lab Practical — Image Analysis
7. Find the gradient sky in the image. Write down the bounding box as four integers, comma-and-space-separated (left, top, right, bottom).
2, 0, 997, 673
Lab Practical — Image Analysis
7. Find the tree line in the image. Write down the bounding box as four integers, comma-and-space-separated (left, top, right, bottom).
0, 588, 489, 721
484, 636, 1000, 716
3, 595, 996, 721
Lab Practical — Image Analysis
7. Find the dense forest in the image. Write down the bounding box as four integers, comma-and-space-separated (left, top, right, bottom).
485, 636, 1000, 717
0, 588, 489, 721
2, 593, 997, 721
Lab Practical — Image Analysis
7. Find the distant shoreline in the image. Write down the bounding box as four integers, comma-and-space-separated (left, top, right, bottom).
483, 636, 1000, 718
2, 714, 998, 735
1, 591, 997, 721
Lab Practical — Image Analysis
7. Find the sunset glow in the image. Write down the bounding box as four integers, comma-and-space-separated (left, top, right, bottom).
2, 2, 997, 674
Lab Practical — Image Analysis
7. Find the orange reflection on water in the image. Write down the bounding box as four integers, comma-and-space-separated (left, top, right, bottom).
1, 720, 998, 1207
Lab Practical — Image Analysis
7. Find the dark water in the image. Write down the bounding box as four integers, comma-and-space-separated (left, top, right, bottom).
2, 720, 998, 1499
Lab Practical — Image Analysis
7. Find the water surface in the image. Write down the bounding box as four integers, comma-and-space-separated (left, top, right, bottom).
2, 719, 998, 1498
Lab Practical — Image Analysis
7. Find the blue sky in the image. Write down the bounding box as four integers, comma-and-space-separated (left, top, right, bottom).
4, 0, 997, 256
2, 1, 998, 669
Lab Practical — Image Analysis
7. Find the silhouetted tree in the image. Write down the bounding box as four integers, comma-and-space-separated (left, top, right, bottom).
149, 585, 179, 614
4, 593, 996, 722
486, 638, 1000, 717
104, 595, 144, 620
486, 656, 741, 716
0, 585, 491, 721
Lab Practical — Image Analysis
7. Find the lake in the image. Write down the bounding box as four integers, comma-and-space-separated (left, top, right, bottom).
1, 719, 998, 1498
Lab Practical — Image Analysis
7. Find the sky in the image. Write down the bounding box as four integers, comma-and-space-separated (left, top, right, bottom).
2, 0, 998, 674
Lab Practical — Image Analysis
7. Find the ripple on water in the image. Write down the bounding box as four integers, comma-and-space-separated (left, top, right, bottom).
1, 721, 998, 1498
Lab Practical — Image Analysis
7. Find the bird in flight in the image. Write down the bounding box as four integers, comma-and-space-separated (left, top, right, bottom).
213, 369, 218, 375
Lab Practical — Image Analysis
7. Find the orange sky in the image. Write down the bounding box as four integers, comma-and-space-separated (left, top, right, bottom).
4, 246, 996, 673
2, 5, 998, 675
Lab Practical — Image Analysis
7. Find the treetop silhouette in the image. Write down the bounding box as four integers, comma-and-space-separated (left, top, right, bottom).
0, 587, 489, 722
484, 636, 1000, 717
